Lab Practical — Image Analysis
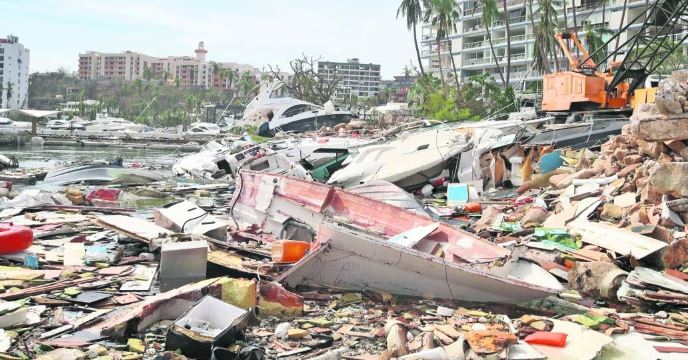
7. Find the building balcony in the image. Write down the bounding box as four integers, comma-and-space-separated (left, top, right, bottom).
463, 33, 534, 50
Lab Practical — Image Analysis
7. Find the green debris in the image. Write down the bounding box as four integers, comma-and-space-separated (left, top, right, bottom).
63, 287, 81, 297
533, 228, 580, 250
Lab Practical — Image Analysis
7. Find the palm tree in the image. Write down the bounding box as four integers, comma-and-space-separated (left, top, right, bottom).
501, 0, 512, 85
424, 0, 461, 93
143, 67, 153, 83
403, 65, 412, 79
225, 68, 237, 94
481, 0, 505, 85
238, 71, 254, 97
397, 0, 426, 76
532, 0, 560, 73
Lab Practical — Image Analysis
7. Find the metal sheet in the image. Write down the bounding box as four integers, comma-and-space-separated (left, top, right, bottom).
567, 220, 666, 259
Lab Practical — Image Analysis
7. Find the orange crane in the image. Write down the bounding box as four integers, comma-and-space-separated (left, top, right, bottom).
540, 0, 688, 116
541, 32, 630, 112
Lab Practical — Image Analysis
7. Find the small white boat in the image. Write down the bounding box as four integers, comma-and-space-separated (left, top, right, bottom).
46, 118, 89, 130
185, 122, 221, 136
0, 117, 31, 131
86, 116, 145, 133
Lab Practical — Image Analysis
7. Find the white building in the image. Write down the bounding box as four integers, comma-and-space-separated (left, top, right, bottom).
318, 58, 381, 103
0, 35, 30, 109
420, 0, 668, 90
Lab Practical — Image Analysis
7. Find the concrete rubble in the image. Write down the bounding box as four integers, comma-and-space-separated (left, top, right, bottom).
1, 74, 688, 358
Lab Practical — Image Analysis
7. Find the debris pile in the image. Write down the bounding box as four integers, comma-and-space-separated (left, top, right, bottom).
1, 72, 688, 358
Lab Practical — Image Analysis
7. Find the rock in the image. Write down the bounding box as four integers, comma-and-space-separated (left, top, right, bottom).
127, 338, 145, 353
36, 349, 87, 360
287, 328, 309, 339
631, 115, 688, 141
636, 140, 665, 158
660, 238, 688, 269
600, 204, 623, 221
670, 69, 688, 83
618, 163, 642, 178
649, 162, 688, 197
623, 154, 643, 165
664, 140, 687, 155
385, 320, 409, 356
613, 148, 629, 161
681, 148, 688, 161
219, 277, 257, 309
521, 207, 549, 228
568, 262, 627, 300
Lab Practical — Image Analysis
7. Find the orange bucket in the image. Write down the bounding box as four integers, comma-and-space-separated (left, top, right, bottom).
271, 240, 310, 263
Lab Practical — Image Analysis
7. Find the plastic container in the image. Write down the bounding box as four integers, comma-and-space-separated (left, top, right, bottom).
0, 224, 33, 255
524, 331, 567, 347
271, 240, 310, 263
509, 155, 524, 186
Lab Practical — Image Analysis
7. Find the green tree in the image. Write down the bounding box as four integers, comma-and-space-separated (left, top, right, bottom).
225, 68, 237, 94
0, 82, 4, 108
143, 66, 153, 83
532, 0, 560, 73
134, 79, 143, 96
424, 0, 461, 94
238, 71, 254, 97
397, 0, 426, 76
480, 0, 505, 85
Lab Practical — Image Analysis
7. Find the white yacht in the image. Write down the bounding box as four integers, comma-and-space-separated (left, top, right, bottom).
244, 80, 356, 136
86, 115, 146, 133
185, 122, 221, 136
46, 118, 90, 130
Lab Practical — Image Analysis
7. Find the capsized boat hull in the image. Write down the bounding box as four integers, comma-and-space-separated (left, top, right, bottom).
278, 221, 562, 303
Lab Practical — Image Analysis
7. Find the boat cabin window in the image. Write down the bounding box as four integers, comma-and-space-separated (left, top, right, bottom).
282, 104, 312, 118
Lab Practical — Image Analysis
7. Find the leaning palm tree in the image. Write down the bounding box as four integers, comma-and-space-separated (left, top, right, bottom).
424, 0, 461, 93
397, 0, 426, 76
481, 0, 505, 85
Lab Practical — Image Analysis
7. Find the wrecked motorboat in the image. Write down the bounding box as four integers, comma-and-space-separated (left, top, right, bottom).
327, 124, 470, 189
43, 164, 166, 185
172, 140, 309, 181
243, 80, 356, 136
231, 171, 562, 303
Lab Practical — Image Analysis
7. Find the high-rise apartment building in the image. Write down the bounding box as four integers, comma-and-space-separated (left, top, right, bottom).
0, 35, 30, 109
318, 58, 381, 103
78, 42, 259, 90
420, 0, 672, 90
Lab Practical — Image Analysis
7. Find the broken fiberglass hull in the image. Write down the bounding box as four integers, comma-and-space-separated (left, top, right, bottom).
278, 221, 562, 303
231, 171, 562, 303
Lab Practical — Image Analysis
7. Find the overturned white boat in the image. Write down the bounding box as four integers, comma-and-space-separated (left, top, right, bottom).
327, 124, 469, 189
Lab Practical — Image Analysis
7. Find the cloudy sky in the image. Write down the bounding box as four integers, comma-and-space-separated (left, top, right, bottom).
2, 0, 420, 78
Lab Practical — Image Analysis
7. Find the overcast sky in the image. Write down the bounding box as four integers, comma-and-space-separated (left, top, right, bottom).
3, 0, 419, 79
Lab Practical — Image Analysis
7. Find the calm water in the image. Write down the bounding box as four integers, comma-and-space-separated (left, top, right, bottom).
0, 145, 178, 170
